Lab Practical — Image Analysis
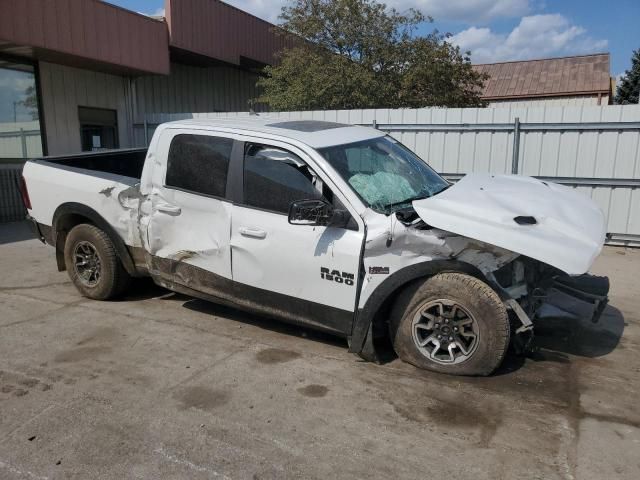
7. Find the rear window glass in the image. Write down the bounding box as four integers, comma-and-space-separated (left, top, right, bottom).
166, 134, 233, 197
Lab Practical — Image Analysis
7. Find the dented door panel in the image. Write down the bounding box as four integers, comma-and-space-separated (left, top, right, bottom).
146, 188, 233, 281
142, 127, 235, 285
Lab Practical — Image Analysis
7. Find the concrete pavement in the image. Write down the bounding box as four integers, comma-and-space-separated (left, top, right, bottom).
0, 221, 638, 479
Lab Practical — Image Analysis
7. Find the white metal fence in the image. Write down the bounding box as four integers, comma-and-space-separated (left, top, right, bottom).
3, 105, 639, 246
0, 121, 44, 223
137, 105, 640, 246
0, 121, 44, 160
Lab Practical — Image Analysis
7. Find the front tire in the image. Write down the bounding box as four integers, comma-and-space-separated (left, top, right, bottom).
390, 272, 509, 376
64, 224, 131, 300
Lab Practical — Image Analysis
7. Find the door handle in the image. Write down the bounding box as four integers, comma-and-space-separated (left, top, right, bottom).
239, 226, 267, 239
156, 203, 182, 215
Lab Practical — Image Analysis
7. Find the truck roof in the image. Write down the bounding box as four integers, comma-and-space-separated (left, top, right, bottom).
161, 116, 385, 149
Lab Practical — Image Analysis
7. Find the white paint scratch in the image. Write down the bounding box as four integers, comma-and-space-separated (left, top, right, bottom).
153, 447, 231, 479
0, 459, 49, 480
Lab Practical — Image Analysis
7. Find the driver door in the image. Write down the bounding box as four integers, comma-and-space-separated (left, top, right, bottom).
230, 140, 364, 334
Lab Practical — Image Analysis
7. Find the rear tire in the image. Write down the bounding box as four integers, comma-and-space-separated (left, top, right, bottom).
389, 272, 509, 376
63, 224, 131, 300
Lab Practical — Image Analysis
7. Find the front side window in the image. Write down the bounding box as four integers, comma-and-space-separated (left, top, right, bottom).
319, 136, 449, 213
0, 59, 43, 159
243, 144, 325, 214
166, 134, 233, 197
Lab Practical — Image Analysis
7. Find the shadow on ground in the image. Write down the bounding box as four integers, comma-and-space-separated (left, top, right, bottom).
118, 273, 625, 377
533, 304, 625, 358
0, 221, 35, 245
118, 278, 348, 349
181, 296, 348, 349
119, 277, 170, 301
491, 302, 625, 376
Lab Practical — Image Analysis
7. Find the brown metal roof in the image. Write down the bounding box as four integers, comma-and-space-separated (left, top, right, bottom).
0, 0, 170, 75
0, 0, 298, 76
166, 0, 299, 67
473, 53, 612, 100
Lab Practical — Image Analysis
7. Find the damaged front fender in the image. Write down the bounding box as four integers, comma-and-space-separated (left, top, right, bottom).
349, 258, 491, 361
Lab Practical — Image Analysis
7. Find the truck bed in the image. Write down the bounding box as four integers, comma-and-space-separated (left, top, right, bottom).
34, 148, 147, 182
23, 148, 149, 243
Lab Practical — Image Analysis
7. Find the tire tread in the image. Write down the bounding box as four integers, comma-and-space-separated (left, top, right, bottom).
64, 224, 131, 300
390, 272, 510, 376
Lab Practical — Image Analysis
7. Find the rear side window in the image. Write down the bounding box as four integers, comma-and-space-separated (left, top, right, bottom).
166, 134, 233, 197
243, 144, 325, 214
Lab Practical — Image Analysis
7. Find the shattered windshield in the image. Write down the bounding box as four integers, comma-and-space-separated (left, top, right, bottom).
319, 136, 450, 213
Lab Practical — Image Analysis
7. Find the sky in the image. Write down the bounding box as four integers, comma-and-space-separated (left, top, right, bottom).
0, 69, 37, 123
98, 1, 640, 77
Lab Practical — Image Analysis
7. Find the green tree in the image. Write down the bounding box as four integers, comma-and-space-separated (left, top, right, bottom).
258, 0, 487, 110
616, 49, 640, 105
20, 85, 39, 120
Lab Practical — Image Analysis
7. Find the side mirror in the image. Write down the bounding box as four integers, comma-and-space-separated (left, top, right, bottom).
288, 199, 351, 228
288, 199, 333, 226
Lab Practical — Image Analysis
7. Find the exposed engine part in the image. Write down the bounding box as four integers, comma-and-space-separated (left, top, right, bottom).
505, 299, 535, 354
395, 208, 424, 227
505, 299, 534, 334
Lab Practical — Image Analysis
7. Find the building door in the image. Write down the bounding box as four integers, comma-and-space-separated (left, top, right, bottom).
78, 107, 119, 151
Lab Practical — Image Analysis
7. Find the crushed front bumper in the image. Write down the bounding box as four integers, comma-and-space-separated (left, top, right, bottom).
546, 274, 610, 324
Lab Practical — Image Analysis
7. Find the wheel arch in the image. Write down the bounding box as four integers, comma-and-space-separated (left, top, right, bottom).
51, 203, 137, 276
349, 259, 488, 362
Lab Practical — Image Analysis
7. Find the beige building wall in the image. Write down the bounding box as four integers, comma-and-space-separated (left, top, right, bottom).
38, 62, 135, 156
132, 62, 262, 121
37, 61, 262, 155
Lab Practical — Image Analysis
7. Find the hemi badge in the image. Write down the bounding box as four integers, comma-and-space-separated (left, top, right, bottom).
369, 267, 390, 274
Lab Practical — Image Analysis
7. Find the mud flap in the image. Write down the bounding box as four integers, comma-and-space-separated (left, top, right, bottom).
26, 215, 45, 243
354, 322, 383, 364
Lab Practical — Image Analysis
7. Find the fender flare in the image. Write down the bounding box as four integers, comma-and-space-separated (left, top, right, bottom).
51, 202, 137, 276
349, 259, 486, 361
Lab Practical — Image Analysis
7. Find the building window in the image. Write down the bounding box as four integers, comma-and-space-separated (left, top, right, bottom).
166, 134, 233, 198
0, 58, 44, 160
79, 107, 119, 151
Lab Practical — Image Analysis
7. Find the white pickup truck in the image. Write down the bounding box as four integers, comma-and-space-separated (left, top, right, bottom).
22, 118, 609, 375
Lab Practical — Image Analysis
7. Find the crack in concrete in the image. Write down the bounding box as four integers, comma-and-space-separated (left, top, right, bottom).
0, 281, 72, 291
0, 403, 60, 446
0, 300, 86, 330
153, 447, 231, 479
0, 459, 49, 480
163, 350, 243, 395
579, 411, 640, 430
551, 356, 640, 480
564, 361, 581, 480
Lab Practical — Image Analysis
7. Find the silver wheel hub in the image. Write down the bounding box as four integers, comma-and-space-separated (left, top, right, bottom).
73, 241, 101, 287
412, 299, 479, 365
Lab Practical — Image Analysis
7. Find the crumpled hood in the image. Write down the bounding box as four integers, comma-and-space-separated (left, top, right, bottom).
412, 174, 607, 275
